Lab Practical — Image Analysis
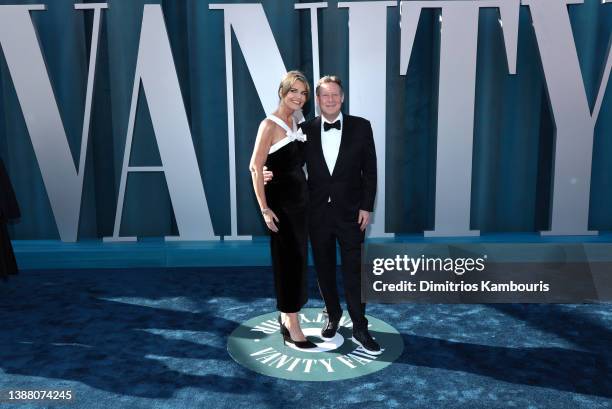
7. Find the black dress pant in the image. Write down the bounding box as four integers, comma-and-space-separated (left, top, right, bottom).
309, 203, 367, 332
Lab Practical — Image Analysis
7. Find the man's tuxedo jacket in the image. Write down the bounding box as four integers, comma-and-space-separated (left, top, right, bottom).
299, 114, 377, 224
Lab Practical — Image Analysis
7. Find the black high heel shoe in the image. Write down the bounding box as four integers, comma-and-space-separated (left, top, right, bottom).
277, 315, 289, 337
278, 315, 317, 349
282, 332, 317, 349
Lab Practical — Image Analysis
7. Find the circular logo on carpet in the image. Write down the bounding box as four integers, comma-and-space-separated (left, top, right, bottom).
227, 308, 403, 381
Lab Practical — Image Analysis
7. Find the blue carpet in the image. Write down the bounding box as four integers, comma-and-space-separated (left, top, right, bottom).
1, 267, 611, 408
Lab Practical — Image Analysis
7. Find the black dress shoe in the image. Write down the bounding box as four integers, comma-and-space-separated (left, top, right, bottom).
321, 316, 340, 339
352, 330, 382, 355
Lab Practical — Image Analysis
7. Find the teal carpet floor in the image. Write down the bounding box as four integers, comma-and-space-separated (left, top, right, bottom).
1, 267, 611, 408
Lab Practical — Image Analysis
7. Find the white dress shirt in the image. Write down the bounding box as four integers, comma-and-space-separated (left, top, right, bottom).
321, 113, 343, 175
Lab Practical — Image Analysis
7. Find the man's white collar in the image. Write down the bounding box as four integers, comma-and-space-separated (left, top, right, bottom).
322, 112, 343, 124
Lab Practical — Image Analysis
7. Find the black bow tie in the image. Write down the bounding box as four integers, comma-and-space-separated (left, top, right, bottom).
323, 120, 341, 132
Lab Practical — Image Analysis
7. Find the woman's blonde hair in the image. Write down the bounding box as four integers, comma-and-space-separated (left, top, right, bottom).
278, 70, 310, 101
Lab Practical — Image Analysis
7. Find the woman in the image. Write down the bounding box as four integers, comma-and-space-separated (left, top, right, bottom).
0, 157, 20, 280
249, 71, 316, 349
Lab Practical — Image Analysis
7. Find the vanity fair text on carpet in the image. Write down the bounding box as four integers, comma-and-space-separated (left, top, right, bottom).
0, 1, 609, 242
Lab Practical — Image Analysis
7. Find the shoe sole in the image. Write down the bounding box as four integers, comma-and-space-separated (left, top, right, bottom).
351, 337, 383, 355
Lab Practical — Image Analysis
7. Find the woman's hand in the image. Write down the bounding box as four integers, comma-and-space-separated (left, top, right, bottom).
262, 208, 279, 232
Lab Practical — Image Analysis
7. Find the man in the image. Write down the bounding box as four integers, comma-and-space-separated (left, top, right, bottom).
301, 75, 380, 354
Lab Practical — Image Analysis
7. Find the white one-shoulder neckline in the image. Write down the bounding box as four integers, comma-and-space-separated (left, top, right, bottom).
267, 114, 306, 154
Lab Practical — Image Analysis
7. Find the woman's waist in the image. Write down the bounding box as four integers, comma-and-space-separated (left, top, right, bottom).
265, 174, 307, 195
264, 167, 305, 181
264, 161, 304, 171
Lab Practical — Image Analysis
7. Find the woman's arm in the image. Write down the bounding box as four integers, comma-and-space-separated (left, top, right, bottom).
249, 120, 279, 232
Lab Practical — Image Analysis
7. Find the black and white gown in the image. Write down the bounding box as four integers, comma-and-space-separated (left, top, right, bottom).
263, 114, 308, 313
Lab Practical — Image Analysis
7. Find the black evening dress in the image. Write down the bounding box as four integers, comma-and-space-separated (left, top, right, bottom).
263, 115, 308, 313
0, 158, 20, 280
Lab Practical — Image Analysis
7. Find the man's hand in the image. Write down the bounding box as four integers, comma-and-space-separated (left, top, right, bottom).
358, 210, 370, 231
263, 166, 274, 185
